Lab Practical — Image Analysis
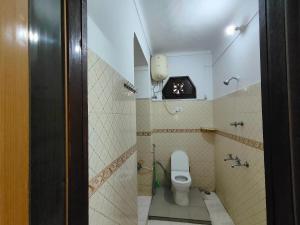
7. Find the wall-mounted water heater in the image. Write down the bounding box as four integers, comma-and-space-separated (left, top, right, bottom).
151, 54, 168, 81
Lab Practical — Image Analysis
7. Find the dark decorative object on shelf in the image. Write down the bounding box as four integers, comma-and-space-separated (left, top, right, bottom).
162, 76, 196, 99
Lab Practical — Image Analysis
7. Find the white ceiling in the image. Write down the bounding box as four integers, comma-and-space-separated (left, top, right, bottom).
138, 0, 244, 54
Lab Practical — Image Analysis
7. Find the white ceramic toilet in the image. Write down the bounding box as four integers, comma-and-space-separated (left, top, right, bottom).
171, 150, 192, 206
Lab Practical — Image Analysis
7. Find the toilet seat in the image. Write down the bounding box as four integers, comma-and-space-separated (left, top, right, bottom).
171, 171, 191, 190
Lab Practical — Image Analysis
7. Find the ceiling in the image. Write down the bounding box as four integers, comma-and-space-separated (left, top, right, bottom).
138, 0, 244, 54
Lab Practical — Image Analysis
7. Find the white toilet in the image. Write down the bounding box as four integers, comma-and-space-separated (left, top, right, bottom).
171, 150, 192, 206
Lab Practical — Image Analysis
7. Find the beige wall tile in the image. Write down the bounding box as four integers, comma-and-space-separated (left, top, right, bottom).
136, 99, 152, 131
88, 49, 138, 225
136, 99, 153, 195
213, 83, 266, 225
148, 100, 215, 190
214, 83, 263, 142
136, 136, 153, 195
138, 184, 152, 196
151, 100, 213, 129
151, 132, 215, 191
89, 155, 138, 225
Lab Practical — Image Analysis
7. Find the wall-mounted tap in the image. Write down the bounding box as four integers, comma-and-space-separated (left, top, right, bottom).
224, 154, 238, 161
231, 158, 249, 168
230, 121, 244, 127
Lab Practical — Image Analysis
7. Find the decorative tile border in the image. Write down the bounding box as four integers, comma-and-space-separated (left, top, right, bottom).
200, 127, 217, 133
152, 128, 202, 133
136, 131, 152, 136
137, 129, 203, 136
136, 128, 263, 151
215, 130, 264, 151
89, 145, 137, 197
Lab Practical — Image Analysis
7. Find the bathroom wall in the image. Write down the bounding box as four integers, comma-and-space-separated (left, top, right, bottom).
211, 1, 266, 224
212, 2, 260, 99
136, 98, 215, 192
87, 0, 151, 84
135, 66, 151, 99
213, 84, 266, 225
88, 49, 138, 225
151, 100, 215, 191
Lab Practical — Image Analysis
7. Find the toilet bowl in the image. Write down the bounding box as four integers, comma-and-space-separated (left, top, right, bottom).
171, 150, 192, 206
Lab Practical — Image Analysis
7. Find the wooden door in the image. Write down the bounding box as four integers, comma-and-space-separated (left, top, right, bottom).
0, 1, 89, 224
0, 0, 29, 225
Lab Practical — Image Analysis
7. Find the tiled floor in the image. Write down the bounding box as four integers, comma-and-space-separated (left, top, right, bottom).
138, 192, 235, 225
203, 192, 235, 225
148, 187, 210, 224
138, 196, 152, 225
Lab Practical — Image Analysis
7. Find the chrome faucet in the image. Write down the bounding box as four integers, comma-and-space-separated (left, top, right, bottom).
231, 158, 249, 168
224, 154, 238, 161
230, 121, 244, 127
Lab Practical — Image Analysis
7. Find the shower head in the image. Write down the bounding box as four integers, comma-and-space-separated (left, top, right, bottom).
223, 76, 239, 85
223, 79, 231, 85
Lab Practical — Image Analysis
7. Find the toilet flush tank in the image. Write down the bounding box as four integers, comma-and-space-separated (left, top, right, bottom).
151, 54, 168, 81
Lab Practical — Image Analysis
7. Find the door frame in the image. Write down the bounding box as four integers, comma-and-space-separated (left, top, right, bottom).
66, 0, 88, 225
259, 0, 300, 224
65, 0, 300, 225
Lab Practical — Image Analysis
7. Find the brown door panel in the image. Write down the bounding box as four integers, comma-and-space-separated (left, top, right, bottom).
0, 0, 29, 225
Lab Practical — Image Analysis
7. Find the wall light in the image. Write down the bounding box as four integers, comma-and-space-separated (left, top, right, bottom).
225, 25, 246, 36
225, 25, 237, 36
